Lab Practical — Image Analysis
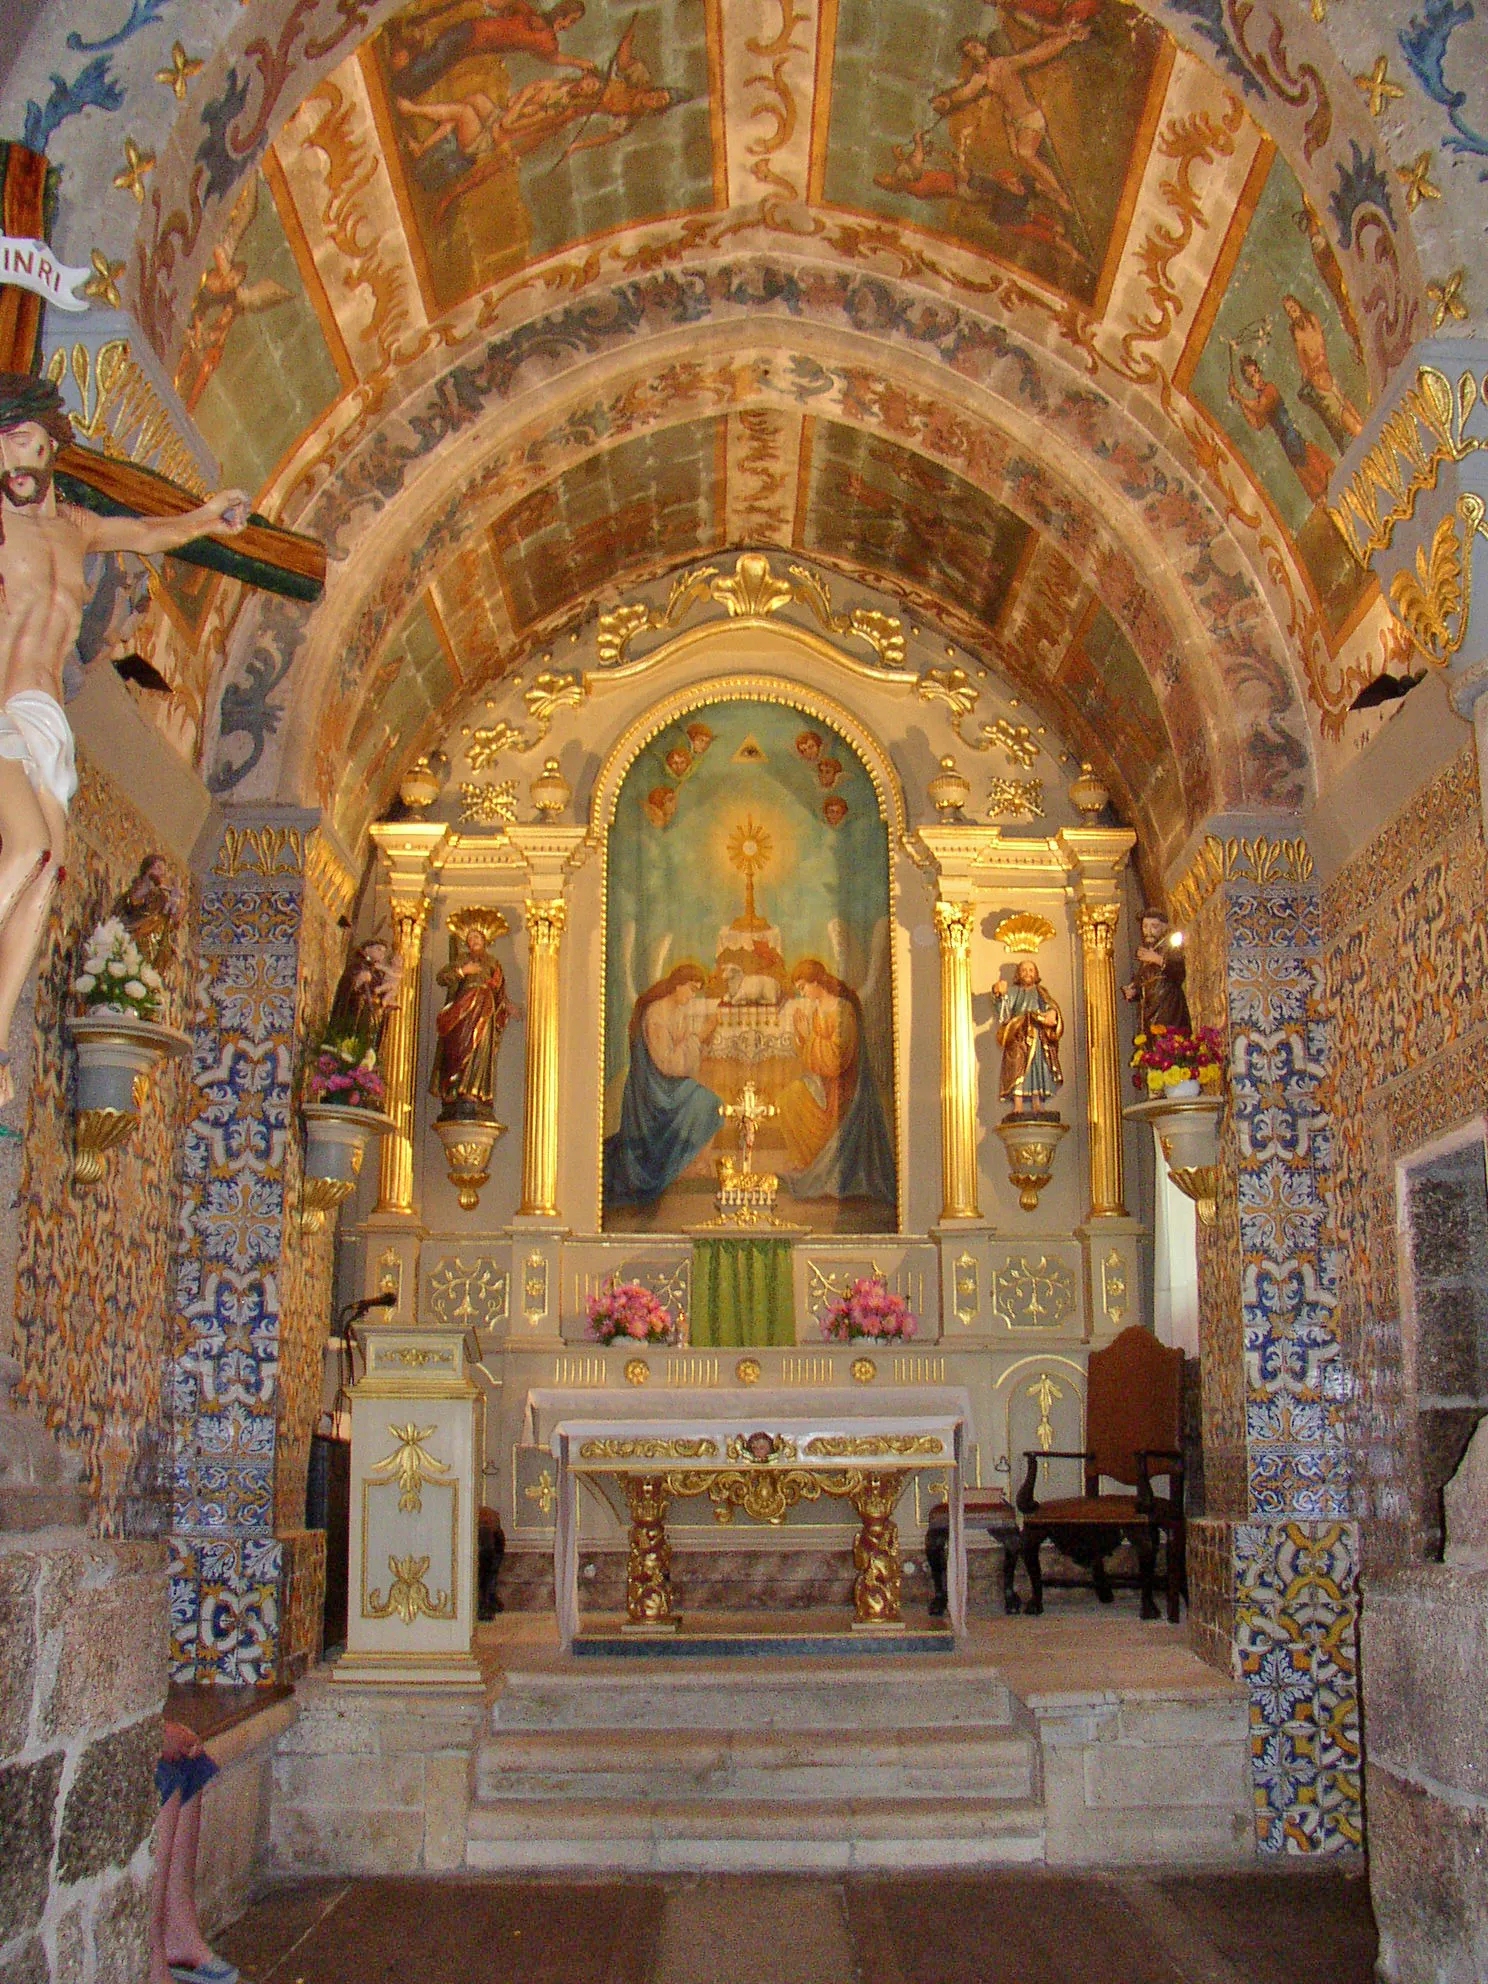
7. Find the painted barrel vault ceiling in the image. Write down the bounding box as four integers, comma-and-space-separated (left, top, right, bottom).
4, 0, 1483, 871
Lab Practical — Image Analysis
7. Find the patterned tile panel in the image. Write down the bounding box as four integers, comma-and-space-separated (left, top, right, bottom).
1321, 741, 1488, 1571
11, 758, 196, 1536
168, 811, 340, 1683
1182, 832, 1360, 1852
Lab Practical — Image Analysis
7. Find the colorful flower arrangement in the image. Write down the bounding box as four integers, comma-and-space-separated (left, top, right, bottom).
72, 917, 164, 1022
1130, 1023, 1226, 1096
819, 1275, 918, 1343
587, 1279, 678, 1345
305, 1045, 387, 1111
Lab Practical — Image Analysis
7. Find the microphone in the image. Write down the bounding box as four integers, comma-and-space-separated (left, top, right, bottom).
344, 1292, 396, 1321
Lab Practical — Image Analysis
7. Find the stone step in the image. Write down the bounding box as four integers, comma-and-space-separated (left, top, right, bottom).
491, 1660, 1015, 1732
464, 1794, 1046, 1873
474, 1725, 1036, 1803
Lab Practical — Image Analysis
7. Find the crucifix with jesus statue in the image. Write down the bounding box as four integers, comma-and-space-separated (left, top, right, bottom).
0, 141, 326, 1108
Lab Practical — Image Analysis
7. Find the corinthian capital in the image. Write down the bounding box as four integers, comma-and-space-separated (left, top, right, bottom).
934, 899, 975, 954
524, 897, 568, 949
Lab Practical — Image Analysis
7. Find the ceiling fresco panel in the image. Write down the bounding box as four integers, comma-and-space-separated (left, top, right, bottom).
815, 0, 1167, 306
1183, 145, 1375, 637
1054, 599, 1184, 842
174, 163, 351, 502
365, 0, 719, 317
796, 419, 1031, 628
490, 417, 729, 633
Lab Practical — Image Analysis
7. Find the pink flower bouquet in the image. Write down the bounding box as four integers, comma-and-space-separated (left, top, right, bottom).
305, 1045, 387, 1111
587, 1279, 678, 1345
819, 1275, 918, 1343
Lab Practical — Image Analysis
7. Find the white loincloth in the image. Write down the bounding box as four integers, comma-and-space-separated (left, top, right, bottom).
0, 690, 78, 810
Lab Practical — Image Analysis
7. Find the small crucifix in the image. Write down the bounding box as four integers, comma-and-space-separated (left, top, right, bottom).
721, 1081, 776, 1174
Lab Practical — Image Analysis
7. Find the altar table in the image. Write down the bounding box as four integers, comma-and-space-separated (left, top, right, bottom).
524, 1387, 972, 1648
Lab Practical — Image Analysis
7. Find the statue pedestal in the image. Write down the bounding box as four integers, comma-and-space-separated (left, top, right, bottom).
334, 1324, 482, 1689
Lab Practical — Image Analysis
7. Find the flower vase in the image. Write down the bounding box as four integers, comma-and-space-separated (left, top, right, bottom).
68, 1012, 192, 1185
1124, 1093, 1224, 1224
1164, 1078, 1202, 1099
302, 1101, 395, 1229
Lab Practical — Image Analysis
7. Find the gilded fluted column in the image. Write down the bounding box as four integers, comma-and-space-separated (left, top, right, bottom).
1075, 899, 1127, 1219
520, 897, 567, 1218
934, 898, 981, 1221
375, 892, 432, 1217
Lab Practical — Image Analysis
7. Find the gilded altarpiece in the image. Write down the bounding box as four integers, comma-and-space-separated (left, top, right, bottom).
337, 612, 1150, 1621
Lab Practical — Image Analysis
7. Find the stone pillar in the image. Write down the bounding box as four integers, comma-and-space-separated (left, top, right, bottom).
520, 897, 567, 1219
1172, 829, 1360, 1855
1073, 900, 1126, 1219
168, 807, 349, 1685
367, 822, 447, 1220
933, 898, 980, 1223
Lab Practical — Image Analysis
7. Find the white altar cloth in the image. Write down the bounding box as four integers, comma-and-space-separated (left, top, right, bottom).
526, 1387, 972, 1648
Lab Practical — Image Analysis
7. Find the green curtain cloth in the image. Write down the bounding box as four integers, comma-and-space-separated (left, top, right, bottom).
689, 1237, 796, 1348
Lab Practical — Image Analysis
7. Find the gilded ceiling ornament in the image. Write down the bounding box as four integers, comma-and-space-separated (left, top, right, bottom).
458, 780, 518, 826
81, 251, 126, 309
155, 42, 203, 99
1354, 56, 1405, 118
466, 672, 588, 767
113, 137, 156, 204
1388, 495, 1488, 667
593, 554, 906, 671
1396, 152, 1443, 212
1329, 366, 1488, 564
987, 778, 1044, 821
1427, 269, 1469, 330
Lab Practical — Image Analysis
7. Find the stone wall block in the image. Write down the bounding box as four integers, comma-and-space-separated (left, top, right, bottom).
1368, 1769, 1488, 1984
55, 1719, 160, 1885
88, 1874, 152, 1984
0, 1754, 63, 1941
0, 1553, 39, 1757
0, 1938, 47, 1984
36, 1543, 166, 1743
1363, 1570, 1488, 1800
422, 1754, 471, 1872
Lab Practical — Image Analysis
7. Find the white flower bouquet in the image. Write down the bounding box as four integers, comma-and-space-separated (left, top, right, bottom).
72, 916, 165, 1023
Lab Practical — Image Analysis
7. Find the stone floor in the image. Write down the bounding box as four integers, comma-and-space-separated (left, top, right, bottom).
218, 1869, 1378, 1983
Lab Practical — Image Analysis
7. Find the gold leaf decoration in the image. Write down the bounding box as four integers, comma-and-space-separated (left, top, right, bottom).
994, 911, 1056, 953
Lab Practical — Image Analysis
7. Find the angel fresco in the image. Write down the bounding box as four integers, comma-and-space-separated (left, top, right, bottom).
387, 0, 595, 99
393, 16, 687, 226
775, 959, 896, 1203
173, 177, 292, 414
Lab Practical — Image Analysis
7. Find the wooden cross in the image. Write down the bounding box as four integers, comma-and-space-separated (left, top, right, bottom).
0, 141, 325, 604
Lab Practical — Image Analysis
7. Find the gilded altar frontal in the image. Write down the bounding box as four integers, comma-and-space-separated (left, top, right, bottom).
4, 0, 1488, 1967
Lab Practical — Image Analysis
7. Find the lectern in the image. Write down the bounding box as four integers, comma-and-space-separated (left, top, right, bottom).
334, 1324, 482, 1688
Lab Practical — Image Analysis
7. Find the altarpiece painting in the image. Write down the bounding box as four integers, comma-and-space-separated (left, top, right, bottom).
602, 698, 897, 1234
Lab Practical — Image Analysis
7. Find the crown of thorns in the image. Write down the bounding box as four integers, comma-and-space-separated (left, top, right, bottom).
0, 373, 73, 447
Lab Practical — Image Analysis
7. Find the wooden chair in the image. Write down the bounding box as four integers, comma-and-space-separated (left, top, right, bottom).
1016, 1325, 1186, 1622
